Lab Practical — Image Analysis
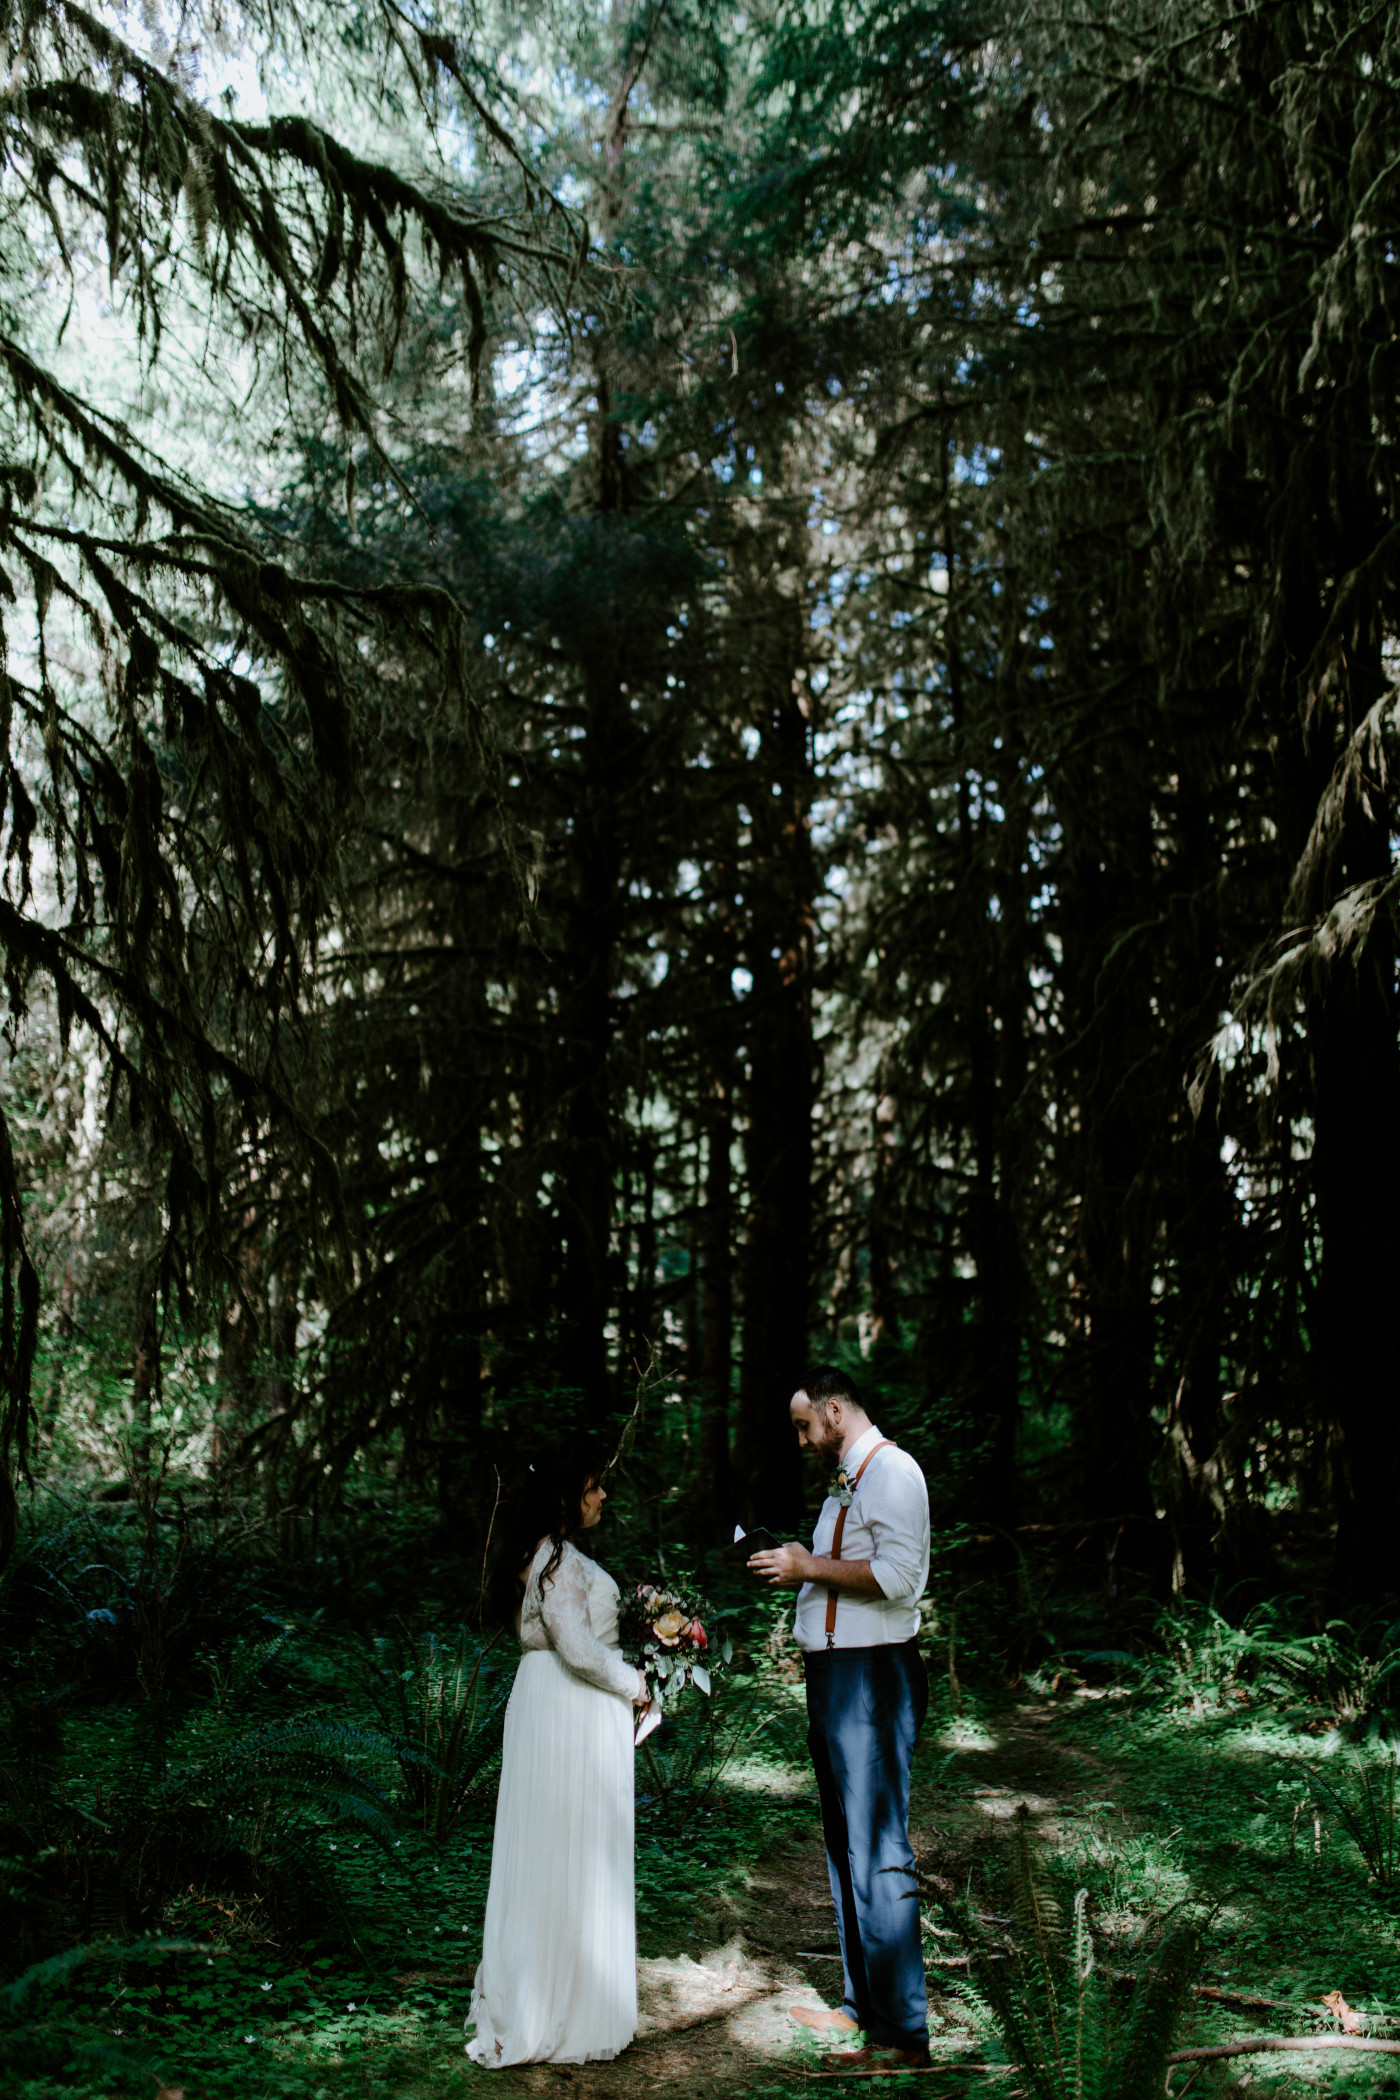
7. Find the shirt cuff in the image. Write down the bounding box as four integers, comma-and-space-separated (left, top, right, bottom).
868, 1555, 916, 1601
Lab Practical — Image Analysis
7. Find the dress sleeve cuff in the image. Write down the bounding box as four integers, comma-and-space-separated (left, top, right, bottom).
609, 1651, 640, 1701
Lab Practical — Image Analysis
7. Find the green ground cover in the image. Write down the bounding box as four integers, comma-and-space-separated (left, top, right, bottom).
1, 1521, 819, 2100
5, 1742, 818, 2100
915, 1638, 1400, 2099
1052, 1694, 1400, 2087
10, 1501, 1400, 2100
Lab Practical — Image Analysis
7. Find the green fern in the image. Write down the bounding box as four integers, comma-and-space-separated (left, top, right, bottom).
1111, 1913, 1203, 2100
1308, 1746, 1400, 1884
359, 1626, 510, 1842
0, 1936, 206, 2017
950, 1805, 1202, 2100
1150, 1600, 1400, 1725
131, 1718, 404, 1945
0, 1707, 408, 1969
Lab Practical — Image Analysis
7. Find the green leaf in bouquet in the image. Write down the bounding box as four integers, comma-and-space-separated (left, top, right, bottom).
693, 1663, 712, 1695
721, 1640, 733, 1665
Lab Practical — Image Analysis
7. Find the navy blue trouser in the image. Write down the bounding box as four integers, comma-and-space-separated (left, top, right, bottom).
803, 1640, 929, 2051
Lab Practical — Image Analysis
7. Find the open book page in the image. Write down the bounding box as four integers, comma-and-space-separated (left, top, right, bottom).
723, 1523, 779, 1561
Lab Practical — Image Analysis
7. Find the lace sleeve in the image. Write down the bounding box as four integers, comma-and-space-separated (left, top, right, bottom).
538, 1546, 640, 1702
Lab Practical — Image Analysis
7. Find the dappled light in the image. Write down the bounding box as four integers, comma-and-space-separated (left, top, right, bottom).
936, 1718, 1000, 1755
4, 0, 1400, 2094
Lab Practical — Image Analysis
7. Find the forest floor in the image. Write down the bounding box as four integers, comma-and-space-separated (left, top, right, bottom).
448, 1687, 1400, 2100
20, 1671, 1400, 2100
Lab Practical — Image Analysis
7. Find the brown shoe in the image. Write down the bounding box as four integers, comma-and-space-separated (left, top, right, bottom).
789, 2004, 862, 2034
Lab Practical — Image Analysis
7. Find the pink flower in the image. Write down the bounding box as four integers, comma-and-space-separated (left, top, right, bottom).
690, 1620, 707, 1650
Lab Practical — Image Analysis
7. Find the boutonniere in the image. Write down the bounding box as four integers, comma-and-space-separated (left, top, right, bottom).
834, 1467, 855, 1508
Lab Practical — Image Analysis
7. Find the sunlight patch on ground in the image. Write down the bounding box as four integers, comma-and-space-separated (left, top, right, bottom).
637, 1941, 790, 2051
968, 1786, 1058, 1819
1211, 1719, 1344, 1762
637, 1942, 813, 2065
935, 1717, 998, 1752
1146, 1707, 1346, 1764
724, 1759, 810, 1797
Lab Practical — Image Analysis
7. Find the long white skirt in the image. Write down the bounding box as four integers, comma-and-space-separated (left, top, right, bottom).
466, 1649, 636, 2066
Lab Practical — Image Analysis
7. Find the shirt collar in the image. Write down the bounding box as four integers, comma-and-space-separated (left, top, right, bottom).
840, 1423, 884, 1475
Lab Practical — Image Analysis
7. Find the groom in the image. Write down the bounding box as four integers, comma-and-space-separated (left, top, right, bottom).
749, 1366, 931, 2070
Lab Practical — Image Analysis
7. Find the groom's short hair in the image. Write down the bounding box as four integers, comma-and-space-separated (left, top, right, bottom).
803, 1364, 864, 1417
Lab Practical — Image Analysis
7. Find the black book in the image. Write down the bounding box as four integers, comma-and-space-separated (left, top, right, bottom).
722, 1525, 780, 1564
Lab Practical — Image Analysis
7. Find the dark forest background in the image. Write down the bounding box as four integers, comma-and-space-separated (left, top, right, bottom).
9, 5, 1400, 2091
4, 0, 1400, 1619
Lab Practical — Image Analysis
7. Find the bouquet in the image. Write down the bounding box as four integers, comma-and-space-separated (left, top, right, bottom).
620, 1581, 724, 1728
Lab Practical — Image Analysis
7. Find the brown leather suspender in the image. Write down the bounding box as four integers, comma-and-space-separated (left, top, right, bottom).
825, 1439, 895, 1648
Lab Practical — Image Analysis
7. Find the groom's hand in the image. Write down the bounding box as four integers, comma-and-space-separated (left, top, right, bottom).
748, 1541, 813, 1587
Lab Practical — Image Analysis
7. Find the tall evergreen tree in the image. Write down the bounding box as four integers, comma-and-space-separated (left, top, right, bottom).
0, 0, 581, 1544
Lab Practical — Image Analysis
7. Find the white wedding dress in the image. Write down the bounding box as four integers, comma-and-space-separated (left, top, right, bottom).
466, 1537, 638, 2066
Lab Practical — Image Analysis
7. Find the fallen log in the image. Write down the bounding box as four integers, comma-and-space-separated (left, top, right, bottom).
804, 2070, 1007, 2081
810, 2034, 1400, 2083
1168, 2035, 1400, 2063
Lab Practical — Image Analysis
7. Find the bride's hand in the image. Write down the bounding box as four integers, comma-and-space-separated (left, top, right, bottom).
633, 1670, 649, 1706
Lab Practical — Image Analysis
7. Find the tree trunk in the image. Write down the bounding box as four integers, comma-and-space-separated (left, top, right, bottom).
1271, 498, 1399, 1596
1060, 750, 1159, 1535
700, 1068, 736, 1533
735, 592, 813, 1533
214, 1228, 261, 1468
945, 443, 1027, 1525
557, 665, 621, 1422
1314, 919, 1400, 1592
1305, 677, 1400, 1594
556, 363, 630, 1421
1159, 734, 1234, 1590
627, 1134, 657, 1380
131, 1280, 160, 1456
685, 1126, 701, 1378
868, 1083, 901, 1357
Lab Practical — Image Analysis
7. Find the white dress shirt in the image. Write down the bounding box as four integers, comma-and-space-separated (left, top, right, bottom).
794, 1424, 930, 1651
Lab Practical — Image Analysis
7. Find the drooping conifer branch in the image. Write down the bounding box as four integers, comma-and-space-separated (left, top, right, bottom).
0, 0, 580, 1551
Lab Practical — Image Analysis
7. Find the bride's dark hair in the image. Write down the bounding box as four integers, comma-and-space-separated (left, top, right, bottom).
486, 1437, 608, 1627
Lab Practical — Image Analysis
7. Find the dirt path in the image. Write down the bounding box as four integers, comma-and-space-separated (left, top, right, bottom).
461, 1701, 1113, 2096
468, 1847, 833, 2098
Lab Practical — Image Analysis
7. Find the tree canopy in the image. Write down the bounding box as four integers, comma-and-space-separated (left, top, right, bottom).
5, 0, 1400, 1598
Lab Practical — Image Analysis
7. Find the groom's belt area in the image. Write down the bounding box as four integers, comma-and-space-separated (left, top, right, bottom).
802, 1636, 923, 1668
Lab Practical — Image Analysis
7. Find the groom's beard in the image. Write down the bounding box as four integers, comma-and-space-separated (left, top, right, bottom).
808, 1421, 844, 1475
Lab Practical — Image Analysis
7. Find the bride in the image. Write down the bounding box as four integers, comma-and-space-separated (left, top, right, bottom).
466, 1441, 647, 2067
